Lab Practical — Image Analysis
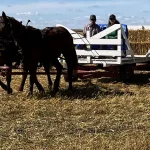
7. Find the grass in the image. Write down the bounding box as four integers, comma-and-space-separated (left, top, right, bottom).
0, 72, 150, 150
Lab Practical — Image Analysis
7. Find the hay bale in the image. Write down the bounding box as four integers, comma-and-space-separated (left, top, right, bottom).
129, 30, 150, 54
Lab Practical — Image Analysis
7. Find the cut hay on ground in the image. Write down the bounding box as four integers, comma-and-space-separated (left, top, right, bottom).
0, 73, 150, 149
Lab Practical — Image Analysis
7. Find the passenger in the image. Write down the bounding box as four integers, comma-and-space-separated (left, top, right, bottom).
83, 14, 102, 38
105, 14, 120, 50
76, 14, 102, 50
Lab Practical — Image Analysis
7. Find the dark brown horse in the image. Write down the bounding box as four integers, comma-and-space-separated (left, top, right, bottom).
0, 11, 77, 95
0, 35, 21, 94
0, 16, 43, 94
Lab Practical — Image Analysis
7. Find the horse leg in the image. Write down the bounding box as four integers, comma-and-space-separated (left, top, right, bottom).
6, 64, 12, 94
34, 76, 45, 95
0, 67, 12, 94
63, 56, 74, 91
18, 67, 28, 91
66, 64, 73, 90
43, 61, 53, 90
63, 47, 77, 91
53, 59, 63, 94
19, 63, 46, 93
0, 79, 8, 91
28, 63, 45, 95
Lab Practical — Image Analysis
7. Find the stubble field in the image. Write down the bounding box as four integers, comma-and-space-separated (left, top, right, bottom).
0, 71, 150, 150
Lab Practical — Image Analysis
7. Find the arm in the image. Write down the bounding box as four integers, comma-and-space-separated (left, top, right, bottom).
95, 24, 102, 33
83, 25, 87, 37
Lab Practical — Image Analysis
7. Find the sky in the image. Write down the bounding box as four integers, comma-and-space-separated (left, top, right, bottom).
0, 0, 150, 29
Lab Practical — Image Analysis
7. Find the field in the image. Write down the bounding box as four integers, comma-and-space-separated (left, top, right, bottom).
1, 72, 150, 150
1, 29, 150, 150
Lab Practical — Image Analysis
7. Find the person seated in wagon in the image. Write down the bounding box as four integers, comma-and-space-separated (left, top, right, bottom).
83, 14, 101, 38
105, 14, 120, 50
76, 14, 102, 50
105, 14, 128, 56
83, 14, 103, 50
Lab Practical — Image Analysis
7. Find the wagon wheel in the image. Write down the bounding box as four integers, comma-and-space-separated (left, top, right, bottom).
119, 64, 135, 82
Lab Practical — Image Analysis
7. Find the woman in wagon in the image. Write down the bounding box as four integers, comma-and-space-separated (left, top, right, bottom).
105, 14, 120, 50
106, 14, 128, 56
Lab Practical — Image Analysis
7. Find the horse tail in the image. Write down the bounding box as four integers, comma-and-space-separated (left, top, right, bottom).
70, 36, 78, 70
55, 26, 78, 75
62, 35, 78, 74
72, 46, 78, 70
63, 44, 78, 78
71, 46, 78, 77
63, 45, 78, 69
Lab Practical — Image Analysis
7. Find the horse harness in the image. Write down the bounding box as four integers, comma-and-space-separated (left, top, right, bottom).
41, 27, 54, 39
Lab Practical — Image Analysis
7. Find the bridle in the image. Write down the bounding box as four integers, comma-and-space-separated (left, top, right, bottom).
3, 17, 23, 50
0, 18, 14, 49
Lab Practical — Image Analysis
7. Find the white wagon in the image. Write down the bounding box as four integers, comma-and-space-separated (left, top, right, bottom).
56, 24, 150, 80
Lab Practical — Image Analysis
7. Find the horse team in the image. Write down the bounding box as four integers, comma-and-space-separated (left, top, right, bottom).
0, 11, 78, 95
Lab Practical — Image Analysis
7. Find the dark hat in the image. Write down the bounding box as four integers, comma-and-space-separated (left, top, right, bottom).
90, 14, 96, 20
109, 14, 116, 20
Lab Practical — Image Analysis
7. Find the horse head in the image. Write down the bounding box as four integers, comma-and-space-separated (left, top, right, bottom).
0, 12, 23, 62
1, 11, 25, 41
0, 12, 11, 38
0, 12, 16, 52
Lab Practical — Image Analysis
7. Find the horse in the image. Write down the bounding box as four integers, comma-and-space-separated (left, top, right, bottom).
0, 17, 47, 94
0, 11, 78, 95
0, 36, 21, 94
0, 16, 54, 94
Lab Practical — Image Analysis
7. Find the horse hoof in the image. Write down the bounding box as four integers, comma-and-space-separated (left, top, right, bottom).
7, 88, 13, 94
18, 87, 23, 92
72, 76, 78, 82
51, 91, 56, 97
68, 87, 72, 91
26, 92, 33, 97
48, 85, 52, 91
53, 88, 59, 93
39, 90, 45, 95
51, 88, 59, 97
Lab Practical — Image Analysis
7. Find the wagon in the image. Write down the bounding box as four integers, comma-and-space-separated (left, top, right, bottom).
46, 24, 149, 82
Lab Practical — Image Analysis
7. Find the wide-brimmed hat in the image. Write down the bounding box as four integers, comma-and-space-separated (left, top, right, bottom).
90, 14, 96, 20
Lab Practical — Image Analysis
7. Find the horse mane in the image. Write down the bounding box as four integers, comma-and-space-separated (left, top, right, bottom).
0, 16, 4, 22
7, 17, 39, 33
7, 17, 42, 43
26, 25, 37, 30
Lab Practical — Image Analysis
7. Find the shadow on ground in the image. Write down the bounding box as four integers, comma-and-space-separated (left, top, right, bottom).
36, 80, 135, 100
98, 73, 150, 85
